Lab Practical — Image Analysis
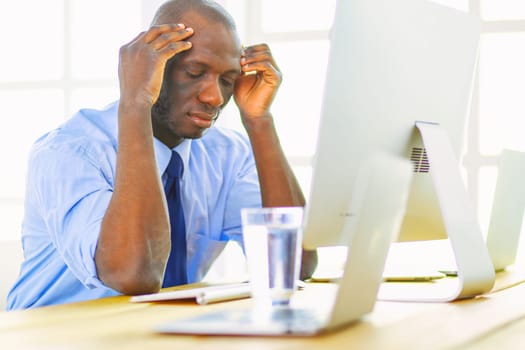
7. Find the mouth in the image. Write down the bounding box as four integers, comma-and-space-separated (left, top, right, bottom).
188, 111, 216, 128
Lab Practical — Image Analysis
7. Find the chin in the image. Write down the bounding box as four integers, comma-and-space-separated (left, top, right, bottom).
178, 126, 210, 140
189, 128, 210, 139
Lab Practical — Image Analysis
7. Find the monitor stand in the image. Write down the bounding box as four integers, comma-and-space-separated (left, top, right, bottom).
378, 121, 495, 302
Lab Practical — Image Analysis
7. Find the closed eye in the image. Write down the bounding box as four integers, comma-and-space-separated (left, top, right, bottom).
221, 77, 235, 87
186, 69, 204, 79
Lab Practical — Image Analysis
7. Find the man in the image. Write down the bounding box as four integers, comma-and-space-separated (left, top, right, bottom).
7, 0, 316, 310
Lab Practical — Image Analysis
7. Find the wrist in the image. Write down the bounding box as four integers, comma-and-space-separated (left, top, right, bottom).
118, 98, 153, 116
242, 113, 274, 133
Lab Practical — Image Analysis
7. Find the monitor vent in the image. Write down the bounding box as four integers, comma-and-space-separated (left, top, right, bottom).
410, 147, 430, 173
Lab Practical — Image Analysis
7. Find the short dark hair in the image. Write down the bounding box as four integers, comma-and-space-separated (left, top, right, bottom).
151, 0, 237, 31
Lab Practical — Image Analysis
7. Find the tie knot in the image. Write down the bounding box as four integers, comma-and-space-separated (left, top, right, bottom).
166, 151, 184, 178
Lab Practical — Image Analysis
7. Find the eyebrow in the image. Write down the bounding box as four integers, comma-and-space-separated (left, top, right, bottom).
183, 60, 241, 76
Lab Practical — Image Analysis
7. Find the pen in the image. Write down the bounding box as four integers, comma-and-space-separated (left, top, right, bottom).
195, 280, 307, 305
196, 284, 252, 305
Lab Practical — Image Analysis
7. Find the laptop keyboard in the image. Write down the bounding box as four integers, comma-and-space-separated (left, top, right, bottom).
270, 307, 325, 325
182, 306, 328, 335
155, 305, 331, 336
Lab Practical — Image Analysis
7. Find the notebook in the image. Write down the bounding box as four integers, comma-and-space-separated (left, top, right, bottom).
130, 281, 308, 305
154, 153, 413, 336
130, 282, 252, 305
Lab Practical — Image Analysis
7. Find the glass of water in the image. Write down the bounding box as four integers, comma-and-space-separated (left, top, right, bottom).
241, 207, 304, 309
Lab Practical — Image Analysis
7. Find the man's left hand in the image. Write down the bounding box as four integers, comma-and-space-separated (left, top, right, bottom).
233, 44, 282, 120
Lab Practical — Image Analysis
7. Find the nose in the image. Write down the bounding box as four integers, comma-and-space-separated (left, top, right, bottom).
198, 77, 224, 108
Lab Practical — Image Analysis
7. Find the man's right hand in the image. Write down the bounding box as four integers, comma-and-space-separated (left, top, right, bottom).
97, 24, 193, 295
118, 24, 194, 107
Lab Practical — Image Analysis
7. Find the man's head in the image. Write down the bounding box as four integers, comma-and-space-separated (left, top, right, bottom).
150, 0, 242, 148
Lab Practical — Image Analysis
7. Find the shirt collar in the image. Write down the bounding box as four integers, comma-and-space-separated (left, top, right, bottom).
154, 138, 192, 179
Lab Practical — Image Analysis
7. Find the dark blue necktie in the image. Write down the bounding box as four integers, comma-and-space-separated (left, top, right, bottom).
162, 150, 187, 287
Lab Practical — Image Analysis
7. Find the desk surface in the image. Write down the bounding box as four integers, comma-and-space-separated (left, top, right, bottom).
2, 269, 525, 350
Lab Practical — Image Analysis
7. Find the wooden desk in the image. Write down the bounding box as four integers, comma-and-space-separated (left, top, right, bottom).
2, 270, 525, 350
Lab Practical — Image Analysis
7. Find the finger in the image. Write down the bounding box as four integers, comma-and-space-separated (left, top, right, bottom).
142, 23, 186, 44
241, 53, 280, 75
157, 41, 193, 62
241, 54, 279, 73
241, 60, 274, 74
241, 44, 280, 71
241, 44, 272, 62
242, 43, 271, 55
240, 60, 282, 85
150, 27, 194, 50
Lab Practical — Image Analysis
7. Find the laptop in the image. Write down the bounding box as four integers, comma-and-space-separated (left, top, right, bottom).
155, 153, 413, 336
486, 149, 525, 272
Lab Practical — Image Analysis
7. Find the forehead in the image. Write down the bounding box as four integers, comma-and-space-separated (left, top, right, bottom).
178, 11, 241, 71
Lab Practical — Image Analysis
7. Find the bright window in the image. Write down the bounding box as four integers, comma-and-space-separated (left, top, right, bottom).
70, 0, 142, 80
2, 0, 525, 266
0, 0, 143, 241
260, 0, 336, 33
0, 1, 64, 81
479, 33, 525, 156
481, 0, 525, 20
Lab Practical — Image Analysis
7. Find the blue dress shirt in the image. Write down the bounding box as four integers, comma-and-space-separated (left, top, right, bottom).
7, 101, 262, 310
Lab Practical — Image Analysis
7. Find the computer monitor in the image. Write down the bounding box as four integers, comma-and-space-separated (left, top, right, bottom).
304, 0, 478, 247
302, 0, 495, 300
